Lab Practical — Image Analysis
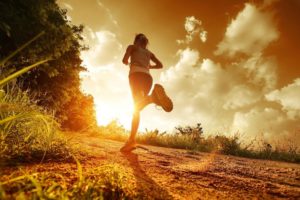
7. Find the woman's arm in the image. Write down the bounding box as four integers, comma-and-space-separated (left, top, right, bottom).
149, 52, 163, 69
122, 45, 134, 65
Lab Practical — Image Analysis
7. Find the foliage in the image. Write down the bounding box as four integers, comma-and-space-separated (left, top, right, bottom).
0, 0, 96, 130
97, 120, 129, 141
175, 123, 204, 143
0, 30, 71, 164
61, 93, 97, 131
0, 85, 72, 165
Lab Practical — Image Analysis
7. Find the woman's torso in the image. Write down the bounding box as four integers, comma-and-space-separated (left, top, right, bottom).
129, 46, 151, 75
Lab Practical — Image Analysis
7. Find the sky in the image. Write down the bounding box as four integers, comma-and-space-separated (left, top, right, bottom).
58, 0, 300, 143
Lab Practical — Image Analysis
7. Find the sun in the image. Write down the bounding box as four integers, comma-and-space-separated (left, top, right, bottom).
95, 102, 134, 129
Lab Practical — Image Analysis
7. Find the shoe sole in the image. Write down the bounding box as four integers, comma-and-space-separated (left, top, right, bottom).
120, 143, 137, 152
154, 84, 173, 112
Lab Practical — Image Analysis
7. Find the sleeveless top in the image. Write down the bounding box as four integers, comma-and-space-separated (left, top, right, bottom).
129, 46, 151, 75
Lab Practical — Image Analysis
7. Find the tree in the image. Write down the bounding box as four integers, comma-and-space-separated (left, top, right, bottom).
0, 0, 97, 130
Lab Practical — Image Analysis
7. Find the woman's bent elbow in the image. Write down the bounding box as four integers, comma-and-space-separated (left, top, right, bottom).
122, 59, 128, 65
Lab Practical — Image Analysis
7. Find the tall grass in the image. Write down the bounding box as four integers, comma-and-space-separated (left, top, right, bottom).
0, 85, 71, 165
0, 32, 71, 165
0, 161, 135, 199
98, 122, 300, 163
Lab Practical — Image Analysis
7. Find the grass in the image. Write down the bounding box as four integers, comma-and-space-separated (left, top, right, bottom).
98, 121, 300, 163
0, 32, 71, 165
0, 159, 136, 200
0, 85, 72, 165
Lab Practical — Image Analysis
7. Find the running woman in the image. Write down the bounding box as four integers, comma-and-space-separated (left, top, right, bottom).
120, 33, 173, 152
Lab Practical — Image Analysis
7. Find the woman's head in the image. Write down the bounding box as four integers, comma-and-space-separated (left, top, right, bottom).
134, 33, 148, 48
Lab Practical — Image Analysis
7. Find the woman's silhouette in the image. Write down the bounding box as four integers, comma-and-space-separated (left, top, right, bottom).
121, 33, 173, 152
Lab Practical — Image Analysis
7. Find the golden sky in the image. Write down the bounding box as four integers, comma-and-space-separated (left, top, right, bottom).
58, 0, 300, 142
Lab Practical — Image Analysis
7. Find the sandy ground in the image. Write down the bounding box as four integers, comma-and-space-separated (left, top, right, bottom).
1, 134, 300, 199
76, 134, 300, 199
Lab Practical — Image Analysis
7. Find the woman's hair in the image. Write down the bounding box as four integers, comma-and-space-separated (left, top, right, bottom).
134, 33, 148, 47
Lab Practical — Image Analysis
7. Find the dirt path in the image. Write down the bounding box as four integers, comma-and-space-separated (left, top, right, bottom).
72, 134, 300, 200
1, 134, 300, 199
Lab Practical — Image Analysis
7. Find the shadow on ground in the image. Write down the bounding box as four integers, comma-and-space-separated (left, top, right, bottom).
122, 151, 173, 200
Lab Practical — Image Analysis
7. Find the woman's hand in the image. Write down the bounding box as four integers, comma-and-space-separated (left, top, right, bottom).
149, 52, 163, 69
148, 64, 162, 69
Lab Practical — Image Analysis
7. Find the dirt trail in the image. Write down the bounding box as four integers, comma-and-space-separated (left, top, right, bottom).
1, 134, 299, 199
73, 134, 300, 200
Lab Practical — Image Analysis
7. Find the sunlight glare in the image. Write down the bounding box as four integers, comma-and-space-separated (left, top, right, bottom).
95, 102, 133, 129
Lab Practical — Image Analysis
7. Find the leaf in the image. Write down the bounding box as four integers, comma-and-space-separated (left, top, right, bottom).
0, 31, 45, 67
0, 90, 4, 98
0, 59, 50, 88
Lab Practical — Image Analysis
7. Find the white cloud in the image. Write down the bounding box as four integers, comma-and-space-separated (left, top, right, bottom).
200, 31, 208, 43
96, 0, 118, 26
241, 53, 278, 92
232, 107, 300, 143
61, 2, 73, 11
266, 78, 300, 111
215, 3, 279, 56
159, 48, 253, 133
223, 85, 261, 110
156, 3, 299, 143
81, 30, 122, 67
177, 16, 207, 44
158, 46, 299, 141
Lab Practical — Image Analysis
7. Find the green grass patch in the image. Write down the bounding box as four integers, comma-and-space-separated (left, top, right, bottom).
0, 161, 136, 200
0, 85, 72, 165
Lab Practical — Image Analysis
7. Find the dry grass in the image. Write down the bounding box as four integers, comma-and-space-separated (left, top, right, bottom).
97, 121, 300, 163
0, 159, 135, 200
0, 85, 72, 165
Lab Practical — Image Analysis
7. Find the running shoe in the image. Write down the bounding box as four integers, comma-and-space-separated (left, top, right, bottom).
152, 84, 173, 112
120, 140, 137, 152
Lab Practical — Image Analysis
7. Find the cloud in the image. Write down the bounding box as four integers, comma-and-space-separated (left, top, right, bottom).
240, 53, 278, 92
154, 3, 299, 143
81, 30, 122, 67
223, 85, 261, 110
96, 0, 118, 26
159, 48, 263, 133
61, 2, 73, 11
177, 16, 207, 44
215, 3, 279, 56
158, 45, 299, 142
232, 107, 300, 142
266, 78, 300, 112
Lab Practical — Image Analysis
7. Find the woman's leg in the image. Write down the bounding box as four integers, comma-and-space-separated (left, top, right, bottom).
128, 91, 151, 142
121, 73, 153, 151
128, 109, 140, 142
135, 95, 153, 111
